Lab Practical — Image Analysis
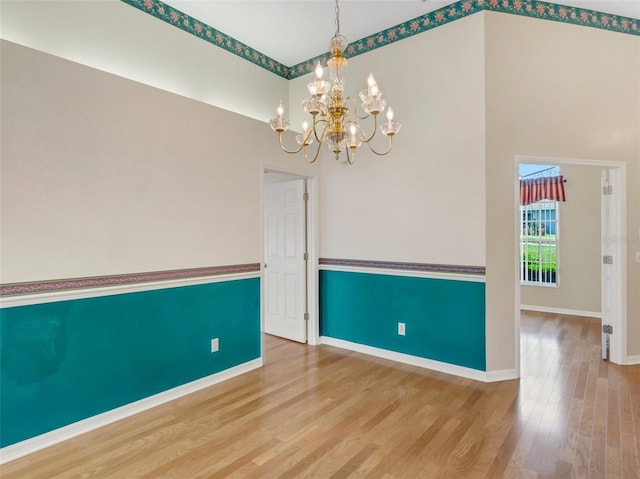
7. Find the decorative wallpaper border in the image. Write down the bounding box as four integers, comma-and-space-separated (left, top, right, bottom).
287, 0, 484, 78
0, 263, 261, 297
319, 258, 486, 276
121, 0, 290, 77
122, 0, 638, 80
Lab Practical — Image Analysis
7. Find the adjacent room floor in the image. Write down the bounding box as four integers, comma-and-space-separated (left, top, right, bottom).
1, 311, 638, 478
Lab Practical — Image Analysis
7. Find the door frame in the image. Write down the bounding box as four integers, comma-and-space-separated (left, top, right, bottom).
514, 155, 627, 370
261, 164, 320, 348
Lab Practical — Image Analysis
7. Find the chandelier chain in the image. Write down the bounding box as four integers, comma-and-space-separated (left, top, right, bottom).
334, 0, 341, 37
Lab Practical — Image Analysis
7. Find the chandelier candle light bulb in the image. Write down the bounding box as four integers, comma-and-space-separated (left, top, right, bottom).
349, 124, 357, 148
311, 62, 329, 98
269, 0, 400, 164
296, 120, 314, 147
367, 74, 379, 97
269, 100, 291, 133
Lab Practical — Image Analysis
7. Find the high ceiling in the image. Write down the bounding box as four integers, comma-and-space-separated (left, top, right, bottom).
161, 1, 640, 66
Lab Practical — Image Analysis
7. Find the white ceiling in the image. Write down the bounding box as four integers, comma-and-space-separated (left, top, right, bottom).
162, 0, 640, 66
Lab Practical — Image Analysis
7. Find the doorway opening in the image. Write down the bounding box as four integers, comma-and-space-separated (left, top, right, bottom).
515, 156, 627, 373
262, 168, 319, 350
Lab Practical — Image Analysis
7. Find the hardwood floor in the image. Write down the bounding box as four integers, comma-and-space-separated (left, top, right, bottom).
2, 311, 639, 478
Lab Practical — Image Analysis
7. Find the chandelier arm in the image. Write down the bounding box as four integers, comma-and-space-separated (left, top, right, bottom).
346, 97, 370, 121
365, 134, 394, 156
358, 114, 380, 143
277, 132, 307, 155
344, 146, 356, 164
312, 117, 328, 143
304, 139, 324, 164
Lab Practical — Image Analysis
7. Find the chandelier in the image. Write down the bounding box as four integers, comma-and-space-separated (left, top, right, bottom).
269, 0, 401, 164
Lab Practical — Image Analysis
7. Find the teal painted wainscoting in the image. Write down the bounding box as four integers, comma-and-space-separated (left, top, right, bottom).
0, 278, 260, 448
320, 271, 485, 371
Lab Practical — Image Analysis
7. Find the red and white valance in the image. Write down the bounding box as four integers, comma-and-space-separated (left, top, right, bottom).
520, 175, 566, 206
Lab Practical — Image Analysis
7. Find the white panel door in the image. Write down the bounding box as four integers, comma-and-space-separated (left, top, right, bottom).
264, 178, 307, 343
602, 170, 612, 359
601, 168, 624, 363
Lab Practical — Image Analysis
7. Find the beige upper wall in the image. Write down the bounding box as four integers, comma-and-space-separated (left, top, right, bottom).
0, 0, 289, 123
485, 12, 640, 369
289, 14, 487, 266
0, 40, 315, 283
520, 165, 602, 314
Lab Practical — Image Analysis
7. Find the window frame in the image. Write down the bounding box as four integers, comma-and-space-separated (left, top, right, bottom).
520, 199, 559, 287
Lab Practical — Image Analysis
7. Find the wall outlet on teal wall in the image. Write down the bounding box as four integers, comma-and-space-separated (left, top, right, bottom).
211, 338, 219, 352
398, 322, 406, 336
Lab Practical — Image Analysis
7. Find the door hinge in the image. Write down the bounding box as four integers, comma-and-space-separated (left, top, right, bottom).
303, 192, 309, 202
603, 255, 613, 265
304, 313, 309, 321
303, 252, 309, 261
603, 185, 613, 195
603, 324, 613, 334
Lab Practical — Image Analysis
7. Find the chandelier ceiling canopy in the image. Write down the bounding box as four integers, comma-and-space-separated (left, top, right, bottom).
269, 0, 401, 164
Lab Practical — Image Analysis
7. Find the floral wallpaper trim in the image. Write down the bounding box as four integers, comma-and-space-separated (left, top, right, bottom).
319, 258, 486, 276
120, 0, 291, 78
287, 0, 485, 78
483, 0, 639, 37
0, 263, 261, 297
122, 0, 638, 80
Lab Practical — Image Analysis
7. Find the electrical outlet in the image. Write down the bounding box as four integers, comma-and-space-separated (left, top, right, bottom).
398, 322, 406, 336
211, 338, 219, 353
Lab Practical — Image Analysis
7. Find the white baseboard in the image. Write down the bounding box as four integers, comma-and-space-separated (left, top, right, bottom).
520, 305, 601, 319
320, 337, 518, 383
485, 368, 520, 382
0, 358, 263, 464
627, 355, 640, 366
